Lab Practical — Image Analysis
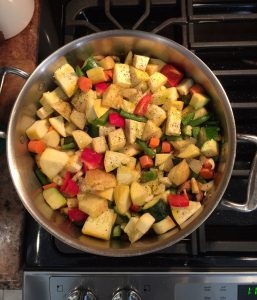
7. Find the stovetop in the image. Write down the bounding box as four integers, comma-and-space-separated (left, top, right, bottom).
25, 0, 257, 271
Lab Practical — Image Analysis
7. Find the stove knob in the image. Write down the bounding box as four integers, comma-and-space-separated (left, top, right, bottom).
67, 287, 96, 300
112, 289, 141, 300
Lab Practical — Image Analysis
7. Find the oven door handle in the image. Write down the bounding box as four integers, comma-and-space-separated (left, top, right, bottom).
222, 134, 257, 212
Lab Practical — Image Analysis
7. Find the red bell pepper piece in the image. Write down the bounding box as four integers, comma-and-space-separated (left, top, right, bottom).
199, 167, 214, 179
189, 83, 205, 95
95, 82, 110, 96
78, 76, 92, 92
134, 94, 152, 116
68, 208, 87, 223
63, 179, 79, 197
160, 64, 184, 87
81, 147, 104, 170
60, 171, 71, 192
168, 194, 189, 207
131, 204, 140, 213
109, 112, 125, 128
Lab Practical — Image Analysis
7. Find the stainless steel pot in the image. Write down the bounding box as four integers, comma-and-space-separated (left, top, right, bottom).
1, 30, 257, 256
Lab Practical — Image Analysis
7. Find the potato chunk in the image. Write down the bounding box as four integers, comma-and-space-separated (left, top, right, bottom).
86, 67, 107, 84
148, 72, 167, 92
145, 104, 167, 127
133, 55, 150, 71
108, 128, 126, 151
113, 63, 131, 88
92, 136, 108, 154
82, 209, 117, 241
102, 84, 122, 109
39, 148, 69, 179
54, 63, 78, 97
85, 169, 117, 191
26, 120, 49, 140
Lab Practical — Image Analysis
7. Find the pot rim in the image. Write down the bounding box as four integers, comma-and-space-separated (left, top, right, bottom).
7, 30, 236, 256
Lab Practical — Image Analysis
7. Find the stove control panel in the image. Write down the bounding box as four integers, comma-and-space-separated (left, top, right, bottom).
23, 271, 257, 300
67, 286, 96, 300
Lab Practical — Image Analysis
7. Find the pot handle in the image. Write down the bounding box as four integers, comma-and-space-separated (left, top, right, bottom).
0, 66, 30, 139
221, 133, 257, 212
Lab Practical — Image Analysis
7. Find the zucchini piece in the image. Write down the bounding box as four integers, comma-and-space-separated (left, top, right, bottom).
43, 187, 67, 210
152, 216, 176, 235
201, 139, 219, 157
143, 199, 169, 222
171, 201, 201, 225
189, 92, 209, 109
112, 224, 122, 238
141, 170, 158, 183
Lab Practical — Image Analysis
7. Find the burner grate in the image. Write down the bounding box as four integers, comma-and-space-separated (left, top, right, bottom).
64, 0, 187, 44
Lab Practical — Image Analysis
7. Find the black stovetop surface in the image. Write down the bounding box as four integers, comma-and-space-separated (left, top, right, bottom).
24, 0, 257, 271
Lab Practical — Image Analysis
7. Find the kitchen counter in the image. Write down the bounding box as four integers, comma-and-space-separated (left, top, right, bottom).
0, 0, 40, 289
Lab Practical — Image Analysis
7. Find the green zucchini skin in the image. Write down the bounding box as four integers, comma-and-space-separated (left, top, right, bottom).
144, 199, 170, 222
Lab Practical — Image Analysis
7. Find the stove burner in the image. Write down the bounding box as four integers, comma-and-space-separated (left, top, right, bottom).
30, 0, 257, 270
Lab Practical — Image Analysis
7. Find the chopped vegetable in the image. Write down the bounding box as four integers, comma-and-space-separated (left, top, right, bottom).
112, 224, 122, 238
68, 208, 87, 223
161, 141, 172, 153
144, 199, 169, 222
199, 167, 214, 179
120, 110, 147, 122
27, 51, 222, 244
136, 139, 156, 158
168, 194, 189, 207
81, 147, 104, 170
104, 69, 113, 81
109, 112, 125, 128
141, 170, 158, 182
42, 182, 58, 190
160, 64, 184, 87
134, 94, 152, 116
75, 65, 84, 77
139, 155, 154, 169
43, 187, 67, 210
190, 83, 205, 94
87, 123, 99, 137
91, 110, 110, 126
62, 179, 79, 197
82, 56, 98, 71
28, 140, 46, 154
149, 137, 160, 148
189, 115, 210, 127
95, 82, 109, 95
182, 111, 195, 126
35, 168, 51, 186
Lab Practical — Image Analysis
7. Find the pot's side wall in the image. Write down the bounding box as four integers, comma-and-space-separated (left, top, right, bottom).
7, 31, 236, 256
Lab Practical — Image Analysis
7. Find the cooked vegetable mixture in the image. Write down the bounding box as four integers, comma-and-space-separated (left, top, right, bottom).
26, 52, 222, 243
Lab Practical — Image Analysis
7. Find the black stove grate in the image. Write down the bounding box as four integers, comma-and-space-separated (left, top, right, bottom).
30, 0, 257, 269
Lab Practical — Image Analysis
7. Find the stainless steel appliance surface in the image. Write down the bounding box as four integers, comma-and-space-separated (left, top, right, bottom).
23, 271, 257, 300
22, 0, 257, 299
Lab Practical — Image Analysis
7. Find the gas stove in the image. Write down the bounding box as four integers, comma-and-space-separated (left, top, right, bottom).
23, 1, 257, 299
